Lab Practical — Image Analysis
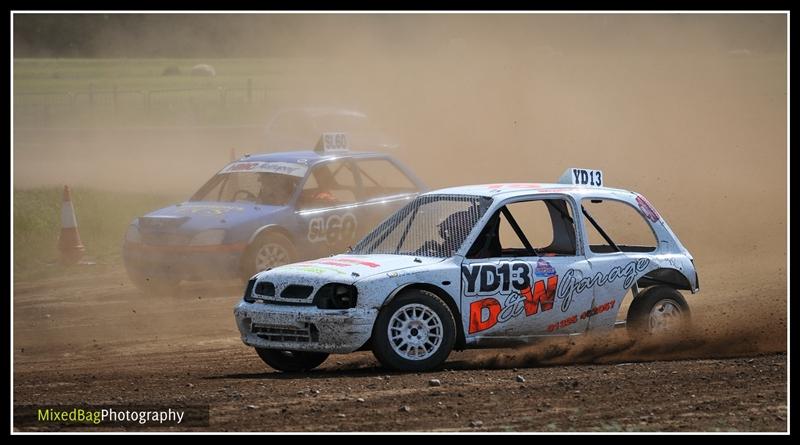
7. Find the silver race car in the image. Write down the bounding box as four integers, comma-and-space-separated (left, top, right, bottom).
234, 168, 699, 372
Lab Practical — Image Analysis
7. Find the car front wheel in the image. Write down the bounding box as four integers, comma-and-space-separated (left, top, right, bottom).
372, 289, 457, 371
242, 232, 296, 280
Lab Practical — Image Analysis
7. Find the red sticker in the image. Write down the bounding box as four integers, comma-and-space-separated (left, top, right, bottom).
636, 195, 660, 223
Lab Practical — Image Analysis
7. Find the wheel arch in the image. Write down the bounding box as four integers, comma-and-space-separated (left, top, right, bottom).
636, 267, 694, 292
247, 224, 295, 246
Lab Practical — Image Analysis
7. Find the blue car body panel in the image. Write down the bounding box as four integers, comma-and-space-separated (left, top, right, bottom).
123, 150, 426, 282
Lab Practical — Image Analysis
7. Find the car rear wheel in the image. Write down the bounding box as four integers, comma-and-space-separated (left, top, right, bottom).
627, 285, 691, 338
372, 289, 457, 371
255, 348, 329, 372
242, 232, 295, 279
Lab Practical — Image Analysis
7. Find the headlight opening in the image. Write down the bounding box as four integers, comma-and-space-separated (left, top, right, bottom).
313, 283, 358, 309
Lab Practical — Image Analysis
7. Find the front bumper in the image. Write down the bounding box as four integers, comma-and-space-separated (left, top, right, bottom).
234, 301, 377, 354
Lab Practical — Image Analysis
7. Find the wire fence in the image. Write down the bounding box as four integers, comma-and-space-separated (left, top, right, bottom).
12, 78, 301, 126
15, 79, 277, 111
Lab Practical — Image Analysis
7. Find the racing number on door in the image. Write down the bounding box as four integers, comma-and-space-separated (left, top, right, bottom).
308, 213, 358, 244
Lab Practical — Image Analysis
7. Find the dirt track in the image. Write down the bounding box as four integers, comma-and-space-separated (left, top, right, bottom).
13, 14, 788, 432
13, 263, 787, 432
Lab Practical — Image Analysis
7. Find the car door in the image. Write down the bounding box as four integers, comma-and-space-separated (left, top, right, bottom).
294, 159, 362, 258
578, 197, 661, 333
460, 196, 594, 339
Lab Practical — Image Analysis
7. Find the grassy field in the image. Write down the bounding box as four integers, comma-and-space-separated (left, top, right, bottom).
13, 58, 342, 127
12, 58, 327, 278
13, 187, 183, 280
13, 58, 323, 92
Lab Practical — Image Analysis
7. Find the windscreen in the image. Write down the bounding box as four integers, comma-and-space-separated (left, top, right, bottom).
351, 194, 492, 258
189, 172, 301, 206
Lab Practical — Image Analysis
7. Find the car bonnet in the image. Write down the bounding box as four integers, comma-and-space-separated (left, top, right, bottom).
141, 201, 283, 231
258, 254, 445, 285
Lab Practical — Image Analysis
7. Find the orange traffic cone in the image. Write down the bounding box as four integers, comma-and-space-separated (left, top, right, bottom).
58, 185, 85, 265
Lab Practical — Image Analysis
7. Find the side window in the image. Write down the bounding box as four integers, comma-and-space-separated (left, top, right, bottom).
331, 161, 357, 189
467, 198, 577, 259
357, 159, 418, 199
303, 173, 318, 190
581, 198, 657, 254
299, 161, 357, 209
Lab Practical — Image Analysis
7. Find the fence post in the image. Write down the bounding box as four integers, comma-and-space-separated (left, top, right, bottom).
247, 78, 252, 105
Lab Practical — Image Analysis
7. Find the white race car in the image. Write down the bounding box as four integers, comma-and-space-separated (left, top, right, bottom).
234, 168, 699, 372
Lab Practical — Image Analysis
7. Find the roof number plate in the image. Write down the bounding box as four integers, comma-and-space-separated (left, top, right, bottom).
558, 168, 603, 187
317, 132, 349, 153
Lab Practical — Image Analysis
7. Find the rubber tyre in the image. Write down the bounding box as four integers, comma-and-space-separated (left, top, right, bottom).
255, 348, 329, 372
627, 285, 691, 338
241, 232, 296, 280
372, 289, 457, 372
126, 267, 180, 296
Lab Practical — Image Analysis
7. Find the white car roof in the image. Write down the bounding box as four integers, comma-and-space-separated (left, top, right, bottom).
422, 183, 638, 200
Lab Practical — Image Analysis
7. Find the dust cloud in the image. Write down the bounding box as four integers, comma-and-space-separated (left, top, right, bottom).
455, 298, 787, 370
13, 14, 787, 360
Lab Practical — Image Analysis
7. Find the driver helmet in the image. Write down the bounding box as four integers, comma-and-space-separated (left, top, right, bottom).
313, 190, 337, 202
437, 209, 475, 242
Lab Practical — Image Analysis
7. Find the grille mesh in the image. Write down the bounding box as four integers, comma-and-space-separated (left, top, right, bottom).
251, 324, 318, 342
